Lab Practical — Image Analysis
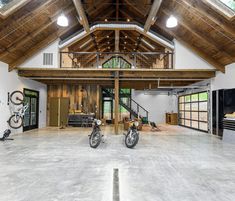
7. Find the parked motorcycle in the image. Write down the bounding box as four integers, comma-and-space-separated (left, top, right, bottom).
124, 120, 139, 148
89, 119, 103, 148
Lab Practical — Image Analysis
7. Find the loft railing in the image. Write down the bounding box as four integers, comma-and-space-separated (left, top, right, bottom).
60, 52, 174, 69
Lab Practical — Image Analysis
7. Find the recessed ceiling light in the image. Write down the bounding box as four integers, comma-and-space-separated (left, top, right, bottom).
125, 36, 128, 38
107, 35, 109, 38
107, 41, 110, 44
124, 41, 127, 44
127, 18, 130, 22
166, 15, 178, 28
105, 19, 108, 22
57, 14, 69, 27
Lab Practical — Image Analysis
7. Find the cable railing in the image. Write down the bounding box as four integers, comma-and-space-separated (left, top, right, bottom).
60, 52, 174, 69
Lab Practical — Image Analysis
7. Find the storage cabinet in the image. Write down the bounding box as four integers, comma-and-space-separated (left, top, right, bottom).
166, 113, 178, 125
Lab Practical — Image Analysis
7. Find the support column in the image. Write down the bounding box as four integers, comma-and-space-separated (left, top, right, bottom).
114, 72, 119, 134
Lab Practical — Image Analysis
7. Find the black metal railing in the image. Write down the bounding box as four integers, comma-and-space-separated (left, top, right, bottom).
103, 88, 149, 122
60, 52, 174, 69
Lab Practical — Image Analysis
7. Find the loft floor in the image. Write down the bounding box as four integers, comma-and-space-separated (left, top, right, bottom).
0, 126, 235, 201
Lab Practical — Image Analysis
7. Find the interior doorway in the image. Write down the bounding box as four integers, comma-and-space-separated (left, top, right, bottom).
23, 89, 39, 132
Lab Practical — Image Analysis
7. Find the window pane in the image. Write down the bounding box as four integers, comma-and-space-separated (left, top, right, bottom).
185, 120, 191, 127
199, 92, 208, 101
191, 103, 198, 111
179, 96, 184, 103
191, 94, 198, 102
199, 122, 208, 131
199, 102, 207, 111
179, 119, 185, 126
179, 103, 184, 111
185, 112, 190, 119
179, 111, 184, 119
185, 103, 190, 110
185, 95, 191, 102
191, 112, 199, 121
199, 112, 208, 122
192, 121, 199, 129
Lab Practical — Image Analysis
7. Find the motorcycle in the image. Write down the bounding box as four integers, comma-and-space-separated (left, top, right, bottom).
124, 120, 140, 148
89, 119, 103, 148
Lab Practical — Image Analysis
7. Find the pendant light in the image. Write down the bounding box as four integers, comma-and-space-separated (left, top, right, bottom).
57, 13, 69, 27
166, 15, 178, 28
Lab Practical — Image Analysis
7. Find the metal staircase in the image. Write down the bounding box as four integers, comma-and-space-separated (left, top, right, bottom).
103, 88, 149, 122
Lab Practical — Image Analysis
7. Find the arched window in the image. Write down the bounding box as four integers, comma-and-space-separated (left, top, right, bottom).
102, 56, 131, 69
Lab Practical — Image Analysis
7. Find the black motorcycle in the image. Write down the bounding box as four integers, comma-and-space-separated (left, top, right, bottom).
124, 121, 139, 148
89, 119, 103, 148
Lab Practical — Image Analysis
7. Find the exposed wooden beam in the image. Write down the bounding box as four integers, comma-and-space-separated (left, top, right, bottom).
18, 68, 216, 79
72, 0, 90, 33
178, 0, 235, 38
144, 0, 162, 32
156, 17, 225, 72
0, 6, 75, 59
9, 21, 78, 70
161, 8, 235, 63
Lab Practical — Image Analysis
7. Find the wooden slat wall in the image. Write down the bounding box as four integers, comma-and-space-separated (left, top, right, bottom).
47, 84, 101, 126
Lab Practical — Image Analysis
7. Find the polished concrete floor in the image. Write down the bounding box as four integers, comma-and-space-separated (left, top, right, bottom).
0, 125, 235, 201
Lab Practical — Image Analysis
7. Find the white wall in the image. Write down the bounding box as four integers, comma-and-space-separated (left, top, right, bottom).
20, 40, 60, 68
0, 61, 47, 135
174, 39, 214, 70
211, 63, 235, 90
131, 90, 177, 124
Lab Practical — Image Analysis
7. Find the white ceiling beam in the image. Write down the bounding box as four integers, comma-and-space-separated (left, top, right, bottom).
72, 0, 90, 33
144, 0, 162, 32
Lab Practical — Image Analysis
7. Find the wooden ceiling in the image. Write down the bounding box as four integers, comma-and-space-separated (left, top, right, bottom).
0, 0, 235, 72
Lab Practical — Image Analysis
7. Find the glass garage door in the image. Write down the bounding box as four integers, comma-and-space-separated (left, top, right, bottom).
179, 92, 208, 132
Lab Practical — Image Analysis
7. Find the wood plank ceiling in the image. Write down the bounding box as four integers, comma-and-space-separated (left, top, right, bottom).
0, 0, 234, 72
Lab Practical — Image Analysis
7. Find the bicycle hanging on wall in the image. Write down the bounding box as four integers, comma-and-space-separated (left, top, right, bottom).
7, 91, 28, 129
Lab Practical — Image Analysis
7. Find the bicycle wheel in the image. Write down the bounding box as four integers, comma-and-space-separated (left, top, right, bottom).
10, 91, 24, 105
8, 115, 23, 129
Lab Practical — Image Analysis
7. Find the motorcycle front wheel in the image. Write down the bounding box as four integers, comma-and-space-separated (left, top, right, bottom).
8, 115, 23, 129
125, 131, 139, 148
89, 132, 101, 148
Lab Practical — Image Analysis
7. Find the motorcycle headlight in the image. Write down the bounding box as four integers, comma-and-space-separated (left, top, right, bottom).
134, 121, 139, 127
96, 120, 102, 126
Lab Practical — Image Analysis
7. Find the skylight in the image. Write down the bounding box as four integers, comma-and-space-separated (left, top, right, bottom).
0, 0, 29, 18
219, 0, 235, 11
206, 0, 235, 19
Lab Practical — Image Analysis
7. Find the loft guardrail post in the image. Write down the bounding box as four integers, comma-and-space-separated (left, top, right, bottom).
134, 53, 137, 69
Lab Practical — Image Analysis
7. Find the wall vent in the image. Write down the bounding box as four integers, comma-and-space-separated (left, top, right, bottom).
43, 53, 53, 65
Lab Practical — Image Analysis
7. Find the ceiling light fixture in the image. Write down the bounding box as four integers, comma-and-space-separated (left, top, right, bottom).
57, 14, 69, 27
127, 18, 130, 22
105, 19, 108, 22
166, 15, 178, 28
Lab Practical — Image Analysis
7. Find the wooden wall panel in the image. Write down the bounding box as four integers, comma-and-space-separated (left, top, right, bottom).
47, 84, 101, 123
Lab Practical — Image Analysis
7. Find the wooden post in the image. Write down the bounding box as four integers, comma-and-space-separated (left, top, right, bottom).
114, 72, 119, 134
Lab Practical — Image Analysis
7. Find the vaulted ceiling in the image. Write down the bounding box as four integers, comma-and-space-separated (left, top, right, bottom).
0, 0, 234, 72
